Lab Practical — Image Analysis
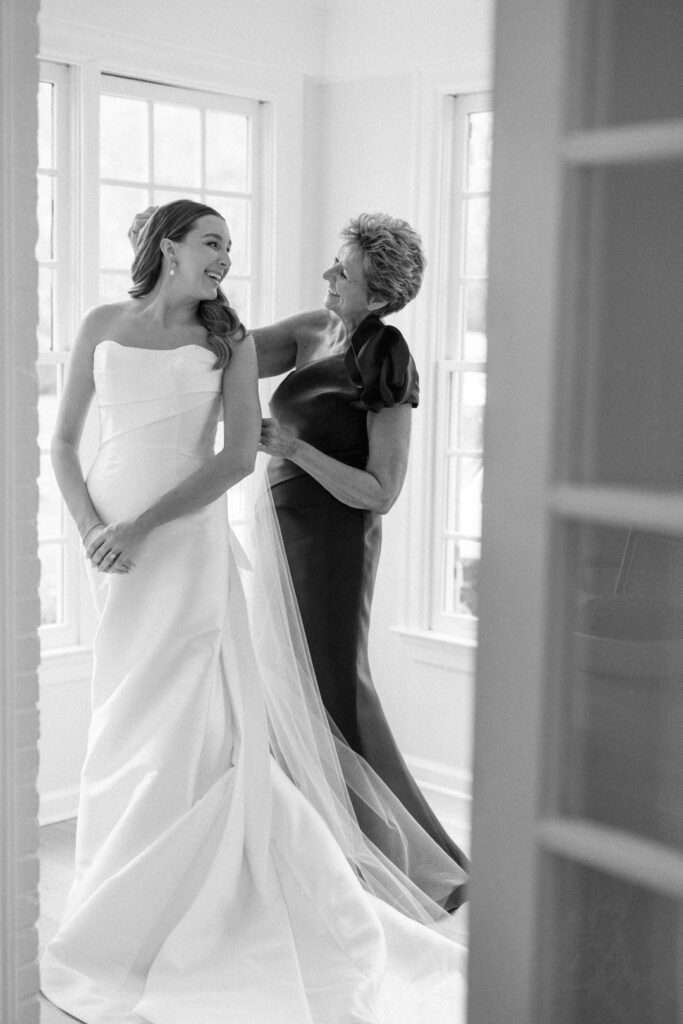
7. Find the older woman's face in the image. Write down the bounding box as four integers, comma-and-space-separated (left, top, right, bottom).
323, 244, 379, 325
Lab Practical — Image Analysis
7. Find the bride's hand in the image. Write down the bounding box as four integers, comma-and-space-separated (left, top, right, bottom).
85, 519, 145, 573
259, 418, 299, 459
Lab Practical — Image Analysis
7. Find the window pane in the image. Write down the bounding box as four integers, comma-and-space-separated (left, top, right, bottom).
153, 104, 201, 187
466, 111, 493, 193
37, 363, 58, 448
100, 95, 149, 181
445, 457, 482, 542
463, 196, 489, 278
205, 111, 250, 192
206, 194, 249, 275
574, 0, 683, 129
462, 281, 488, 362
444, 538, 480, 617
540, 856, 680, 1024
569, 164, 683, 489
223, 279, 250, 325
100, 185, 150, 270
99, 272, 132, 304
36, 174, 54, 262
39, 543, 64, 626
445, 456, 458, 533
563, 522, 683, 852
152, 187, 195, 208
459, 372, 486, 450
38, 82, 54, 170
458, 456, 483, 536
39, 454, 62, 540
38, 266, 54, 352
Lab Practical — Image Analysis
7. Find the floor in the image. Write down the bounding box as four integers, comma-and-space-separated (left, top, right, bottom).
39, 814, 469, 1021
39, 819, 81, 1023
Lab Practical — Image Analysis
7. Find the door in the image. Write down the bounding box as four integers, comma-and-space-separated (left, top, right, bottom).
469, 0, 683, 1020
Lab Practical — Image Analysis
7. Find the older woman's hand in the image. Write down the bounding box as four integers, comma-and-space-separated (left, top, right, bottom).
259, 418, 299, 459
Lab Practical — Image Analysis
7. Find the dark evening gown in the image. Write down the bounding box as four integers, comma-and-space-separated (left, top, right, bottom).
268, 315, 470, 912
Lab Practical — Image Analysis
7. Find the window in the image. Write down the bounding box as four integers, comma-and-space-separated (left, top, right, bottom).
36, 66, 264, 647
37, 62, 80, 649
97, 75, 260, 325
432, 93, 492, 638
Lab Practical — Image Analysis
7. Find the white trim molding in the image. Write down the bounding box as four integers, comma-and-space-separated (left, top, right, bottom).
400, 61, 492, 645
407, 754, 472, 850
0, 2, 41, 1021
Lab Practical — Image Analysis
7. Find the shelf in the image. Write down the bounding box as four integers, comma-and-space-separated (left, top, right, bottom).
547, 483, 683, 534
537, 817, 683, 898
563, 121, 683, 166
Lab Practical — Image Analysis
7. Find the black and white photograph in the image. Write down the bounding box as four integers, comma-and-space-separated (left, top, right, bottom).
2, 1, 683, 1022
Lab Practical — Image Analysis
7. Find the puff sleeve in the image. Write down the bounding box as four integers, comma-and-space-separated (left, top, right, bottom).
344, 317, 420, 413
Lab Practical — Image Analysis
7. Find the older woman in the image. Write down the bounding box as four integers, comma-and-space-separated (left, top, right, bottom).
256, 213, 469, 912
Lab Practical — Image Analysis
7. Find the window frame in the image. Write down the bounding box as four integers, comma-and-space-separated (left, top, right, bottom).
430, 91, 492, 640
97, 74, 264, 327
36, 60, 267, 652
37, 60, 82, 651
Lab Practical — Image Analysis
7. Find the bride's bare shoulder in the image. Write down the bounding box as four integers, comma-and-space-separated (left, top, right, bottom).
85, 297, 148, 328
76, 299, 142, 349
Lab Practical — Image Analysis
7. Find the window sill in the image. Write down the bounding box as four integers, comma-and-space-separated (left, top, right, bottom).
390, 626, 477, 673
39, 644, 93, 687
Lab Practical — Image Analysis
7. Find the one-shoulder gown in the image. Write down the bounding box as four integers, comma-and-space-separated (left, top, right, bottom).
40, 340, 465, 1024
268, 316, 470, 912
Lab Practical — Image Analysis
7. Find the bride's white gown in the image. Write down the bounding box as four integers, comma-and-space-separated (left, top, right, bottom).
40, 341, 466, 1024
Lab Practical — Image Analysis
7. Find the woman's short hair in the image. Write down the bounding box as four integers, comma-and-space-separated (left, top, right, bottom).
340, 213, 426, 315
129, 199, 243, 367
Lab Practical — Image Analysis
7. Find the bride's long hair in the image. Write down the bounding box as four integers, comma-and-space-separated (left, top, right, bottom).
129, 199, 244, 368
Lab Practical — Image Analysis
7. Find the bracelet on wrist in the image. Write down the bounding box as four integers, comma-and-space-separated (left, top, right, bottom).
82, 522, 105, 543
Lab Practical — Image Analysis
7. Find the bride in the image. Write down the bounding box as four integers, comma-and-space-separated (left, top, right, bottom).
40, 199, 467, 1024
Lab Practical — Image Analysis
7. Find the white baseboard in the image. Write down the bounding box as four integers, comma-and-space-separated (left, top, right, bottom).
39, 785, 80, 826
39, 759, 473, 839
406, 754, 472, 857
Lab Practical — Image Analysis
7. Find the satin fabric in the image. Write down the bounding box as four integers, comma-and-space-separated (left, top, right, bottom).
40, 341, 465, 1024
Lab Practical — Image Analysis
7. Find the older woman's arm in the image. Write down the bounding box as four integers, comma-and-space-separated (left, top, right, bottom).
252, 309, 332, 378
260, 403, 411, 515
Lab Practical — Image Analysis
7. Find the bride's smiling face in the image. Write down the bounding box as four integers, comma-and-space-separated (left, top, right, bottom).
167, 214, 232, 298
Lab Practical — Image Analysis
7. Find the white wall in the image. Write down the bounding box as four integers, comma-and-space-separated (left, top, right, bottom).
42, 0, 327, 77
37, 0, 494, 843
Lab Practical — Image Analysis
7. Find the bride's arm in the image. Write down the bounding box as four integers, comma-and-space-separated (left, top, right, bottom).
51, 308, 108, 542
87, 335, 260, 567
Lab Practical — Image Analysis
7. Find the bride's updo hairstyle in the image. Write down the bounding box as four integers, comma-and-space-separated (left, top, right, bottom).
340, 213, 426, 316
129, 199, 245, 368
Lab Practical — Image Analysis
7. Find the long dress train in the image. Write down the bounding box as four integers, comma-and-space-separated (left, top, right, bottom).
40, 340, 465, 1024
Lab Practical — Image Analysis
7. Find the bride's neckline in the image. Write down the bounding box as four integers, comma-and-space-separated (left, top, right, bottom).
98, 339, 213, 355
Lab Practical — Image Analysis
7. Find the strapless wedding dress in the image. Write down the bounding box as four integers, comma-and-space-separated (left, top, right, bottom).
40, 341, 466, 1024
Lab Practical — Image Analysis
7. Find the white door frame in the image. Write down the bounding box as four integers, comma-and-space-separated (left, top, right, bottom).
0, 2, 42, 1021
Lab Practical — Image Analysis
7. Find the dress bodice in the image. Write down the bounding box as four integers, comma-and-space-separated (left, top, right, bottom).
88, 340, 223, 521
268, 315, 419, 485
93, 340, 222, 458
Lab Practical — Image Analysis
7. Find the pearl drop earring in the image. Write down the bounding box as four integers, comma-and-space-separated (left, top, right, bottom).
169, 257, 177, 278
